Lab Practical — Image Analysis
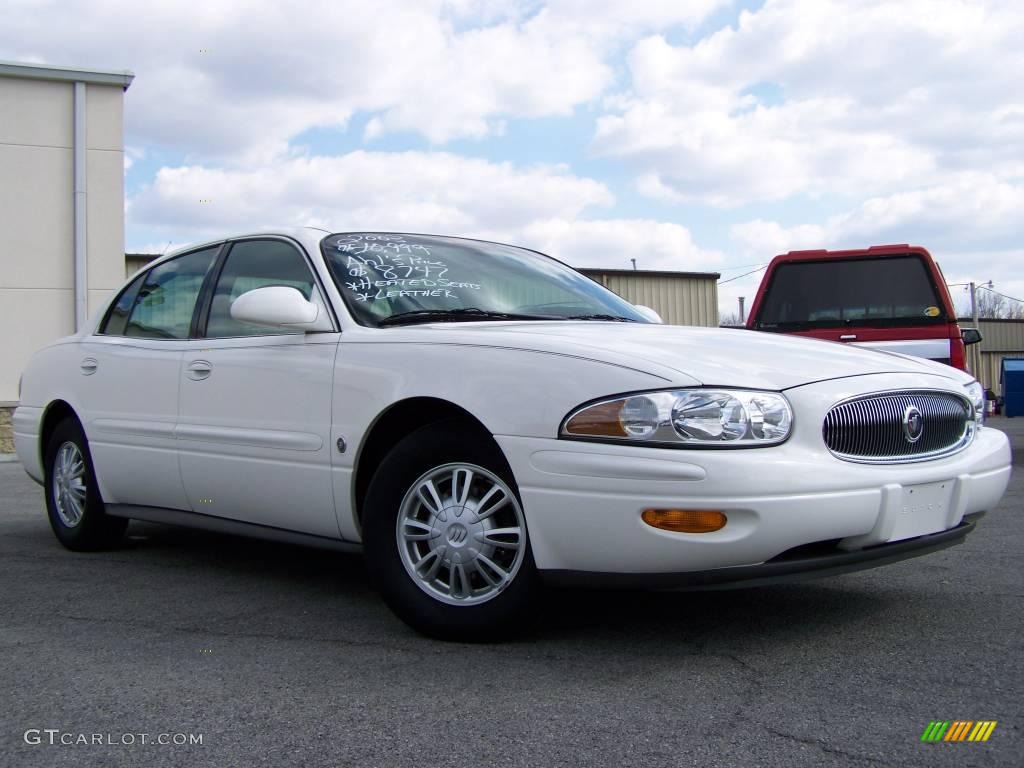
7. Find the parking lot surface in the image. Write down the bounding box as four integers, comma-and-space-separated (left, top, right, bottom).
1, 421, 1021, 767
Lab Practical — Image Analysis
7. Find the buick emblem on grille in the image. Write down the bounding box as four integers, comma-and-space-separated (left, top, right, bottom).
823, 390, 969, 462
903, 404, 924, 443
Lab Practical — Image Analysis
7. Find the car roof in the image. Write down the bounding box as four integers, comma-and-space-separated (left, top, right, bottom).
159, 226, 331, 262
146, 228, 571, 277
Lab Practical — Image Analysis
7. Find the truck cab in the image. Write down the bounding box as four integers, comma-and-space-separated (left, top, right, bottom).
746, 244, 975, 371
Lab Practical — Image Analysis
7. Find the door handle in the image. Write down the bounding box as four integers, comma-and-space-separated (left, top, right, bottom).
839, 334, 857, 341
80, 357, 98, 375
187, 360, 212, 380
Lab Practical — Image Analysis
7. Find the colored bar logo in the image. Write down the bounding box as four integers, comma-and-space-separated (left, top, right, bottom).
921, 721, 997, 742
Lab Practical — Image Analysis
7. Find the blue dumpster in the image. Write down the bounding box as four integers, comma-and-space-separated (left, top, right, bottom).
1001, 358, 1024, 418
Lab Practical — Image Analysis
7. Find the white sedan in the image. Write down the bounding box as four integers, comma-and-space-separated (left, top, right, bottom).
13, 229, 1012, 640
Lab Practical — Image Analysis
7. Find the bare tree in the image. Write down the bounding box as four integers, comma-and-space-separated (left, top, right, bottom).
719, 311, 744, 327
976, 289, 1024, 319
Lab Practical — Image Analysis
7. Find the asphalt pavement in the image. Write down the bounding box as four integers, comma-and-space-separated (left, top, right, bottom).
1, 420, 1021, 767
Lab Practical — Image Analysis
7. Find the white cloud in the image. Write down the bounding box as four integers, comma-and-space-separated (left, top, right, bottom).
520, 217, 724, 271
127, 150, 720, 280
729, 219, 826, 257
0, 0, 726, 161
362, 18, 611, 143
730, 173, 1024, 256
128, 150, 614, 243
540, 0, 729, 37
597, 0, 1024, 206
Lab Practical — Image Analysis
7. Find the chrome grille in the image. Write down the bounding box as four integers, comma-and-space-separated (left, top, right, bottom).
823, 390, 972, 463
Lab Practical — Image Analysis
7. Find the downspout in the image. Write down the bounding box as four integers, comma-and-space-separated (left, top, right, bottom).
73, 81, 87, 331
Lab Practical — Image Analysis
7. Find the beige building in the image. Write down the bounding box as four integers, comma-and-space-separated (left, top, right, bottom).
964, 319, 1024, 395
580, 268, 721, 327
0, 60, 133, 448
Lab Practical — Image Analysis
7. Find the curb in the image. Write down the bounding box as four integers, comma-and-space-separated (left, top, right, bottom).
0, 454, 20, 464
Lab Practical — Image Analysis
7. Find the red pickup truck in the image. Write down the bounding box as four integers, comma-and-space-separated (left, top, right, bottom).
745, 244, 980, 371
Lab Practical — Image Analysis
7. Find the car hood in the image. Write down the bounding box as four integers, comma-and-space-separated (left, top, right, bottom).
380, 322, 966, 390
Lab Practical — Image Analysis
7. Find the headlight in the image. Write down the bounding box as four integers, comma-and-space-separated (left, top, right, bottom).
562, 389, 793, 447
965, 380, 985, 425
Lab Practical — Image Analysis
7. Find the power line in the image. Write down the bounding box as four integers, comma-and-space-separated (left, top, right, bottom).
718, 265, 768, 285
978, 285, 1024, 305
719, 261, 772, 272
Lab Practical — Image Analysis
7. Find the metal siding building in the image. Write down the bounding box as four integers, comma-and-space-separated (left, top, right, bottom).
964, 319, 1024, 394
580, 268, 720, 327
125, 253, 156, 279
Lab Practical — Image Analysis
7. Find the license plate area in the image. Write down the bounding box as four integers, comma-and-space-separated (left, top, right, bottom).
889, 480, 954, 542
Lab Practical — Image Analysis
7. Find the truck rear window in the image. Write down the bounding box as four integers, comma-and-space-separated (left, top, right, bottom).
753, 255, 947, 330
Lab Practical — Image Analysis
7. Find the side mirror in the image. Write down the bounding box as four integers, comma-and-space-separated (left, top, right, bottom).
634, 305, 663, 324
962, 328, 983, 345
230, 286, 332, 331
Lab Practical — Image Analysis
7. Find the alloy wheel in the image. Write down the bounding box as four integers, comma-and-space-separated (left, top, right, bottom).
52, 441, 87, 528
396, 462, 526, 606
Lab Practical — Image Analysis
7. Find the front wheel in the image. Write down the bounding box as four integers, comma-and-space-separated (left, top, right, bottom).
362, 421, 540, 641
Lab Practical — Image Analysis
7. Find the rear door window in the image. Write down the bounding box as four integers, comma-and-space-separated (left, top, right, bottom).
122, 248, 218, 339
754, 256, 946, 330
100, 272, 146, 335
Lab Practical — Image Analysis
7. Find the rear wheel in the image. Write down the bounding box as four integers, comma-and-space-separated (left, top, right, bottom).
362, 421, 540, 641
44, 417, 127, 551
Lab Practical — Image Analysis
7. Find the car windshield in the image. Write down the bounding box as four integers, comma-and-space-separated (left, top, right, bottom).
320, 233, 648, 327
753, 255, 948, 330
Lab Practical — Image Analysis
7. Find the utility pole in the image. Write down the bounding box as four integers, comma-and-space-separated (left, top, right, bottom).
970, 281, 978, 327
630, 258, 637, 271
738, 296, 746, 324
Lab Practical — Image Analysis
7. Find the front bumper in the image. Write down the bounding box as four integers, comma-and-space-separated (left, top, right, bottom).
543, 514, 981, 590
495, 422, 1011, 576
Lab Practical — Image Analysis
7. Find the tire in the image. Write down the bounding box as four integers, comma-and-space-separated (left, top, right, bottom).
44, 417, 127, 551
362, 420, 541, 641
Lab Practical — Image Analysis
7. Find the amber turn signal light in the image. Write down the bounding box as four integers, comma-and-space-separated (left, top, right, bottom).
641, 508, 727, 533
563, 401, 628, 437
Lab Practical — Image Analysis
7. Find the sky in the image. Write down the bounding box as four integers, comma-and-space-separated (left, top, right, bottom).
3, 0, 1022, 318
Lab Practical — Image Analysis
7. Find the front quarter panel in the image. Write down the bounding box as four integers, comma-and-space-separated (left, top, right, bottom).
332, 338, 671, 540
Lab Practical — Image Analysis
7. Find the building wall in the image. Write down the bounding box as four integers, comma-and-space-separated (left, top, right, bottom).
125, 254, 156, 279
581, 270, 720, 327
0, 75, 127, 404
964, 319, 1024, 395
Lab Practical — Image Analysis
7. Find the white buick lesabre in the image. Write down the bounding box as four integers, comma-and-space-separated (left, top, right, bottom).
13, 229, 1012, 640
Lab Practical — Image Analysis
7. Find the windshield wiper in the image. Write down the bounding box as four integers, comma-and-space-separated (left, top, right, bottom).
565, 313, 637, 322
377, 308, 556, 327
